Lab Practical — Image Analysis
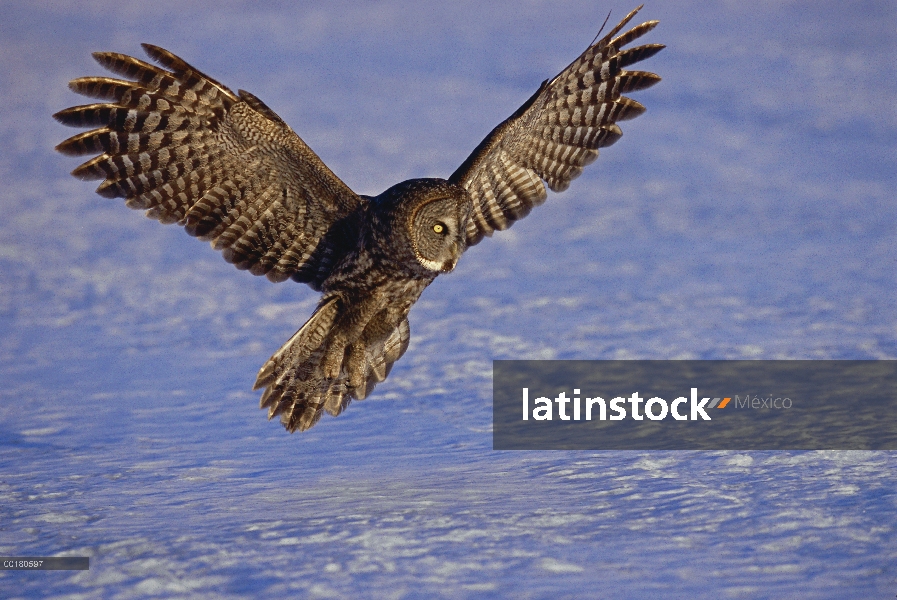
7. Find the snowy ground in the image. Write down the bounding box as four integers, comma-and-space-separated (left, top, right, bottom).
1, 1, 895, 597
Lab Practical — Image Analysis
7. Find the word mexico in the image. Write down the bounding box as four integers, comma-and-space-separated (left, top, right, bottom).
492, 360, 897, 450
521, 388, 731, 421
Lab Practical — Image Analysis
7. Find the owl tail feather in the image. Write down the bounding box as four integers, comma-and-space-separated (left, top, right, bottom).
254, 298, 410, 433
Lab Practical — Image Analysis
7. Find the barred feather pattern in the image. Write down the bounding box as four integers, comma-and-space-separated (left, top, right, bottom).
54, 43, 363, 288
449, 5, 663, 246
252, 290, 413, 432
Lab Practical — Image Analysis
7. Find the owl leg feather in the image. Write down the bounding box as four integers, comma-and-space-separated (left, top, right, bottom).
318, 294, 391, 380
254, 296, 411, 432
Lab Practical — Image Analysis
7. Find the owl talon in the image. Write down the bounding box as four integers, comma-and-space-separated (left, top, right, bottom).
321, 346, 344, 381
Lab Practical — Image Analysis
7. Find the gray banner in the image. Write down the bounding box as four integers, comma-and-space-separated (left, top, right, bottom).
493, 360, 897, 450
0, 557, 89, 570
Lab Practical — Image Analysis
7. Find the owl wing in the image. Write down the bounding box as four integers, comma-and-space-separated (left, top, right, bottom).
448, 5, 663, 247
54, 44, 364, 289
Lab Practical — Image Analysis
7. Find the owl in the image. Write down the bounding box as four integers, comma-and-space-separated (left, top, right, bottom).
54, 6, 663, 432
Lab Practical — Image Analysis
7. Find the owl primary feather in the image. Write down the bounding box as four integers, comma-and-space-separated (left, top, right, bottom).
54, 5, 663, 432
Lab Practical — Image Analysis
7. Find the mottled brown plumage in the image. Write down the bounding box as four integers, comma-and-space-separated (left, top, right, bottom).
55, 6, 663, 432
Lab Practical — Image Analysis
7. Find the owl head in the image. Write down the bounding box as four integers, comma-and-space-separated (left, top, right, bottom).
372, 178, 470, 274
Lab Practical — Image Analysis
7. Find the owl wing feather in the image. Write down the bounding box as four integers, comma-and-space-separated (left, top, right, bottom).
449, 5, 663, 247
54, 44, 364, 289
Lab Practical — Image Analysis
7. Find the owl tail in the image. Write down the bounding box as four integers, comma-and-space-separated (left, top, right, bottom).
253, 297, 410, 432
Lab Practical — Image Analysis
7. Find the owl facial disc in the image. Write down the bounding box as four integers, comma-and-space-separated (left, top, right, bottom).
407, 194, 464, 273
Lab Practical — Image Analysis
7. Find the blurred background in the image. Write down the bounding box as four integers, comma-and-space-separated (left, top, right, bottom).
1, 1, 895, 597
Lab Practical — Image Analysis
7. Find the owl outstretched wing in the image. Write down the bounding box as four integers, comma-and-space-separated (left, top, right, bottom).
448, 5, 663, 246
54, 44, 364, 289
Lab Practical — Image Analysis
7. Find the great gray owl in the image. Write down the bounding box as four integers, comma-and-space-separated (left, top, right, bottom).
54, 6, 663, 432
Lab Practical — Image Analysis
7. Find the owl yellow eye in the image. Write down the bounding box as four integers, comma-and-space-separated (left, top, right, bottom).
433, 223, 445, 234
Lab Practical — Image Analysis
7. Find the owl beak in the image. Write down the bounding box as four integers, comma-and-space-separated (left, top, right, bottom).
440, 241, 462, 272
